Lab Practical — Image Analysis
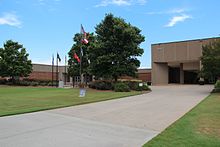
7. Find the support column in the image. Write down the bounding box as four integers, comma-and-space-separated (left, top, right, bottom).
152, 62, 168, 85
180, 63, 184, 84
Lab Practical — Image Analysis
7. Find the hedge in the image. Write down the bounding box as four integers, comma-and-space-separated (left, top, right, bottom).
0, 79, 57, 87
89, 80, 151, 92
212, 80, 220, 93
114, 82, 130, 92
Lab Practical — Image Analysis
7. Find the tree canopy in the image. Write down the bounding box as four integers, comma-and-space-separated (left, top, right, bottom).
89, 13, 145, 81
68, 33, 96, 77
68, 14, 145, 82
200, 40, 220, 82
0, 40, 32, 81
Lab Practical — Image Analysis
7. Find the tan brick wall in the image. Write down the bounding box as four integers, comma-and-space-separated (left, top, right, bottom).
138, 73, 151, 82
152, 37, 220, 63
32, 64, 67, 73
152, 37, 220, 85
120, 72, 151, 82
28, 71, 57, 81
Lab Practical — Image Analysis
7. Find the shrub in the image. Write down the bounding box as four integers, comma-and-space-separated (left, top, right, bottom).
18, 80, 31, 86
142, 83, 151, 91
88, 80, 113, 90
215, 80, 220, 88
0, 78, 56, 86
48, 81, 58, 86
122, 81, 151, 91
89, 80, 151, 91
213, 80, 220, 93
135, 84, 143, 91
30, 81, 39, 86
23, 79, 55, 86
0, 79, 7, 84
126, 81, 139, 90
114, 82, 130, 92
88, 82, 96, 89
125, 81, 142, 91
39, 81, 48, 86
96, 81, 106, 90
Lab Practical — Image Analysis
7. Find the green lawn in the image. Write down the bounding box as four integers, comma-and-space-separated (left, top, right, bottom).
0, 86, 142, 117
143, 93, 220, 147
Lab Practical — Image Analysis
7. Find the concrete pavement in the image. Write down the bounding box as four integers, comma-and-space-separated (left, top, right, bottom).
0, 85, 213, 147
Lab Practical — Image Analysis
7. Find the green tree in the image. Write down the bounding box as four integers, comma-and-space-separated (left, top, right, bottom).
68, 33, 96, 81
0, 40, 32, 82
89, 13, 145, 81
200, 40, 220, 82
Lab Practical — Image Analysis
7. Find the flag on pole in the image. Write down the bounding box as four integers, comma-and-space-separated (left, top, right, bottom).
52, 54, 54, 65
81, 24, 89, 44
74, 53, 81, 63
57, 53, 61, 62
52, 54, 54, 87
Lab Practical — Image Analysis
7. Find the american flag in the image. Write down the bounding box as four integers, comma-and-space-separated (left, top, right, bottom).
81, 24, 89, 44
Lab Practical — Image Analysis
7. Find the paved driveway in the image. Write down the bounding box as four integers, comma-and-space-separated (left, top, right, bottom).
0, 85, 213, 147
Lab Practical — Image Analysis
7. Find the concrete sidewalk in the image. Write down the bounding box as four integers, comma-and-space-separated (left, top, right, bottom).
0, 85, 213, 147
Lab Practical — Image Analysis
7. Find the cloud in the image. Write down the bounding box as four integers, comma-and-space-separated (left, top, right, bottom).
96, 0, 131, 7
38, 0, 45, 5
146, 8, 192, 27
147, 8, 188, 15
169, 8, 186, 14
95, 0, 147, 7
165, 14, 192, 27
137, 0, 147, 5
0, 13, 22, 28
38, 0, 61, 5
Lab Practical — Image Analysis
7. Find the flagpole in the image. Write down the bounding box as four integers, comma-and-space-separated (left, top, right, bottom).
64, 55, 67, 85
80, 24, 83, 85
56, 53, 59, 87
80, 48, 82, 84
52, 54, 54, 87
79, 24, 88, 86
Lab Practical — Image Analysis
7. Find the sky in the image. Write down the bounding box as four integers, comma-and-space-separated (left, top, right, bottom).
0, 0, 219, 68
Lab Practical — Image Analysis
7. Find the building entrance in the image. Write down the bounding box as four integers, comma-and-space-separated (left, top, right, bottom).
184, 71, 198, 84
169, 67, 180, 83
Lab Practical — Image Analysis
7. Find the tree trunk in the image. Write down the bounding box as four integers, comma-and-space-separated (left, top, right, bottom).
114, 76, 118, 82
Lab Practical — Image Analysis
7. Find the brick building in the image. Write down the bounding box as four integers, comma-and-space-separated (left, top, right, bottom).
137, 69, 151, 82
28, 64, 151, 85
29, 64, 71, 85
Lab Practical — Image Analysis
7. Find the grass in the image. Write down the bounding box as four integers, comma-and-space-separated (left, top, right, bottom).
0, 86, 142, 117
143, 93, 220, 147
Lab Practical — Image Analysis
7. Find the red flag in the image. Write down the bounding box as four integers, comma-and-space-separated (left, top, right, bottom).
74, 53, 80, 63
81, 25, 89, 44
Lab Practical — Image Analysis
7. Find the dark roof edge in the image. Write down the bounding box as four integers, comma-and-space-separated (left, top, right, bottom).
152, 36, 220, 46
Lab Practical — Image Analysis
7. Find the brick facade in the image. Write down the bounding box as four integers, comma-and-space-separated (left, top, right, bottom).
28, 71, 57, 81
120, 69, 152, 82
138, 73, 151, 82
